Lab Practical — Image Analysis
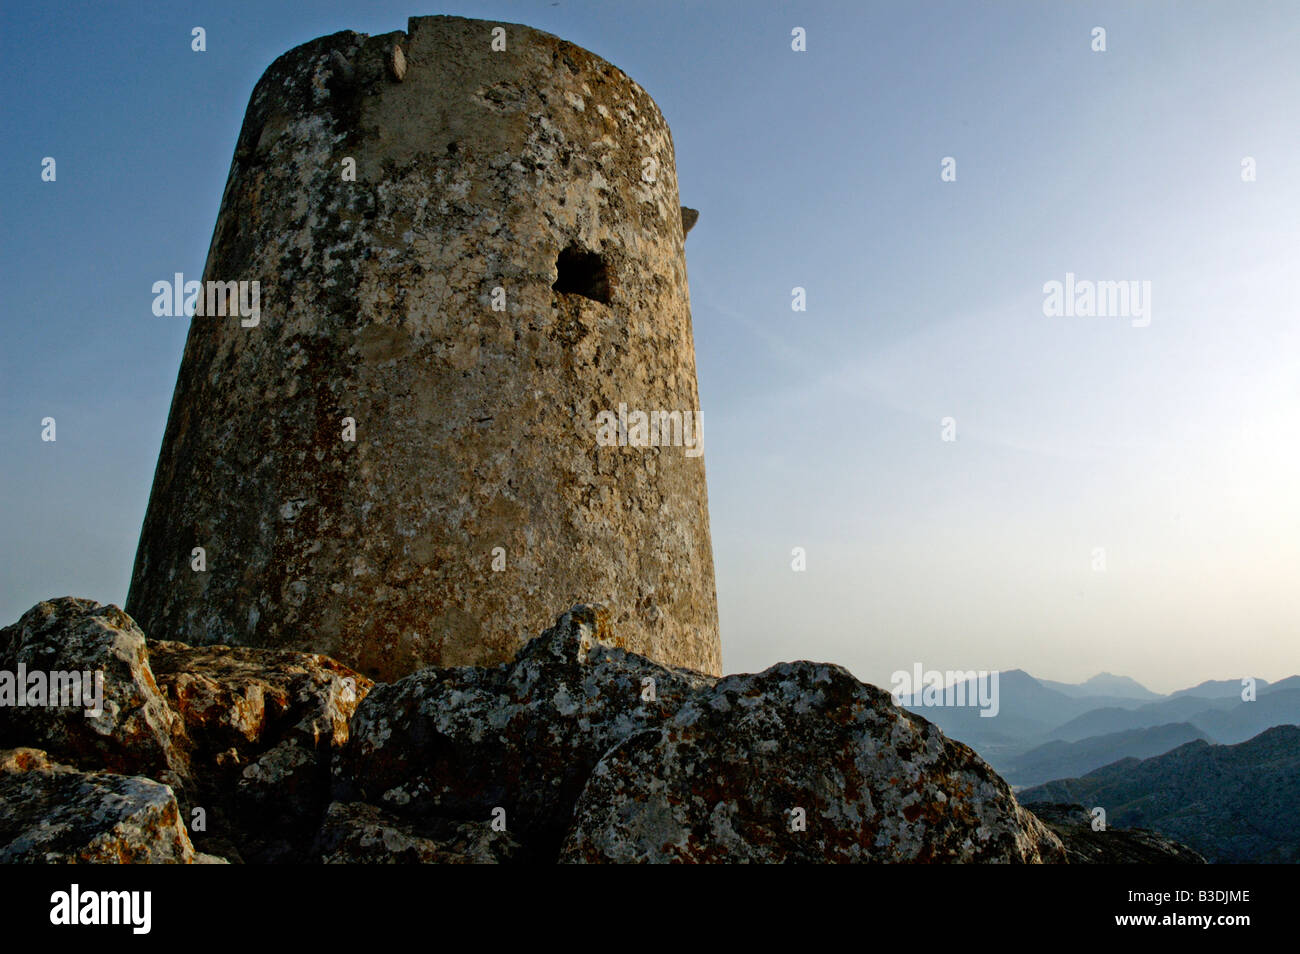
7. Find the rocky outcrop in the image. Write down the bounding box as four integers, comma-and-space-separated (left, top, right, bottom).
0, 598, 190, 790
334, 605, 712, 858
0, 598, 372, 863
1025, 803, 1206, 863
1, 597, 1080, 864
336, 604, 1063, 863
562, 663, 1063, 863
147, 641, 372, 863
0, 748, 200, 863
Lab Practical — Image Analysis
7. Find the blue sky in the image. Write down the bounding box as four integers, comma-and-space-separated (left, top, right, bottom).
2, 1, 1297, 692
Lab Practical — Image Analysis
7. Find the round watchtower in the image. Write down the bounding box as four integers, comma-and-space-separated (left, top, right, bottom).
127, 15, 721, 681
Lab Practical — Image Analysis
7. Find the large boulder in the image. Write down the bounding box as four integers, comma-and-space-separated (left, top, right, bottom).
561, 663, 1067, 863
334, 605, 713, 857
0, 748, 198, 863
148, 642, 373, 863
0, 599, 190, 790
339, 605, 1064, 864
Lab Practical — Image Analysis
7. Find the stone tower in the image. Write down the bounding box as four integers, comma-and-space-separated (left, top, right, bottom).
127, 16, 721, 681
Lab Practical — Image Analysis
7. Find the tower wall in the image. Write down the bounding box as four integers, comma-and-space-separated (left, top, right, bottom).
127, 16, 721, 681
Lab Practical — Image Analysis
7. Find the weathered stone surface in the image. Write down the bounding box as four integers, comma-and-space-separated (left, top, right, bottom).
317, 801, 520, 863
1025, 803, 1206, 864
0, 598, 190, 788
148, 641, 372, 863
0, 748, 197, 863
149, 641, 370, 760
1, 596, 1078, 865
561, 663, 1067, 863
126, 15, 721, 683
334, 604, 712, 856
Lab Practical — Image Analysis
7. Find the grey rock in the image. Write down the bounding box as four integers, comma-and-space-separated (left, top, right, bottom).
561, 662, 1067, 863
0, 597, 1080, 865
334, 604, 713, 856
0, 598, 190, 789
0, 748, 197, 863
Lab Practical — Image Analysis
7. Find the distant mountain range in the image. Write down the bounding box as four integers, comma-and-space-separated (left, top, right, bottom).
1052, 686, 1300, 745
898, 669, 1300, 862
899, 670, 1294, 764
1049, 694, 1241, 742
1002, 722, 1210, 788
1018, 726, 1300, 863
1173, 675, 1300, 698
900, 670, 1300, 781
898, 669, 1159, 765
1037, 672, 1162, 701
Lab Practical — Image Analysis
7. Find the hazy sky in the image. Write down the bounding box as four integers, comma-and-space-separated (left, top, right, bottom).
2, 1, 1297, 693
